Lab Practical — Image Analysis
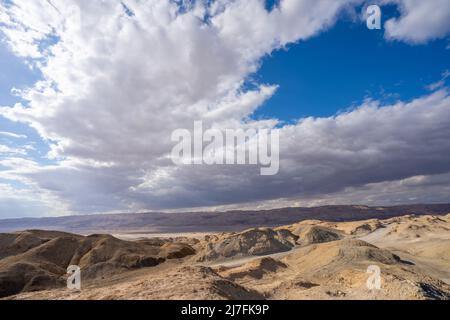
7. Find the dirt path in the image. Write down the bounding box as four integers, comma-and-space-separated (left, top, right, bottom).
205, 246, 303, 268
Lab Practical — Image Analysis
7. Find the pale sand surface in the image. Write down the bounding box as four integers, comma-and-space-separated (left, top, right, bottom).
113, 231, 218, 240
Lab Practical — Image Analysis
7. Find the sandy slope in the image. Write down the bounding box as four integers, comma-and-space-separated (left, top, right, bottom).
2, 213, 450, 300
359, 214, 450, 285
8, 265, 263, 300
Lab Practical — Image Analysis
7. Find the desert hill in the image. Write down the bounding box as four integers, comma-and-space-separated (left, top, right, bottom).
0, 231, 195, 298
291, 225, 342, 245
2, 213, 450, 300
197, 228, 297, 262
221, 238, 450, 300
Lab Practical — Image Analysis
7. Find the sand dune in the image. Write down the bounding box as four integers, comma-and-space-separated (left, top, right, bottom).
2, 213, 450, 300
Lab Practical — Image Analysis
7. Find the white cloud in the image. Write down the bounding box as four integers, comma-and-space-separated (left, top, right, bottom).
0, 0, 449, 217
426, 69, 450, 91
0, 131, 27, 139
0, 144, 27, 155
0, 0, 358, 213
383, 0, 450, 43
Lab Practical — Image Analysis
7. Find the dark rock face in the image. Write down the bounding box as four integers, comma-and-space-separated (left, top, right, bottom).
197, 228, 297, 261
294, 226, 342, 245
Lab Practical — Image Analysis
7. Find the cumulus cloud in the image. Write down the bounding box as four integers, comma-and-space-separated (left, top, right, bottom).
383, 0, 450, 43
127, 90, 450, 209
0, 0, 449, 217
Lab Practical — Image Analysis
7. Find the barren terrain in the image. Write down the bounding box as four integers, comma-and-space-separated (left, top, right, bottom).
1, 212, 449, 300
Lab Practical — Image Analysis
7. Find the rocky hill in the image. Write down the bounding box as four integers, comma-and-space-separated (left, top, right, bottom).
2, 213, 450, 300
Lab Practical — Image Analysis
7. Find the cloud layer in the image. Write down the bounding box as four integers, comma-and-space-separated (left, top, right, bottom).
383, 0, 450, 43
0, 0, 450, 217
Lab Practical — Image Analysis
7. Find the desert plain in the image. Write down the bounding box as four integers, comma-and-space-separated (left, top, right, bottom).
0, 209, 449, 300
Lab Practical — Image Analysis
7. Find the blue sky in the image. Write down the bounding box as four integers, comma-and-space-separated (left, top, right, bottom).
253, 5, 450, 121
1, 0, 450, 218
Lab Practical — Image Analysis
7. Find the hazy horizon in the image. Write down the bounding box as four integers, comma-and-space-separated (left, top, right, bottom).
2, 202, 450, 221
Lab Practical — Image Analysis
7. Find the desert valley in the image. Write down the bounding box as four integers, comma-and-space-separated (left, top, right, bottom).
0, 205, 449, 300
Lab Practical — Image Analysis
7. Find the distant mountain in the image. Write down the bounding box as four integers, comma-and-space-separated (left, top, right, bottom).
1, 204, 450, 234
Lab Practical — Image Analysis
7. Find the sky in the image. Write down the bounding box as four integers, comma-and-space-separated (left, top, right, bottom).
0, 0, 449, 219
